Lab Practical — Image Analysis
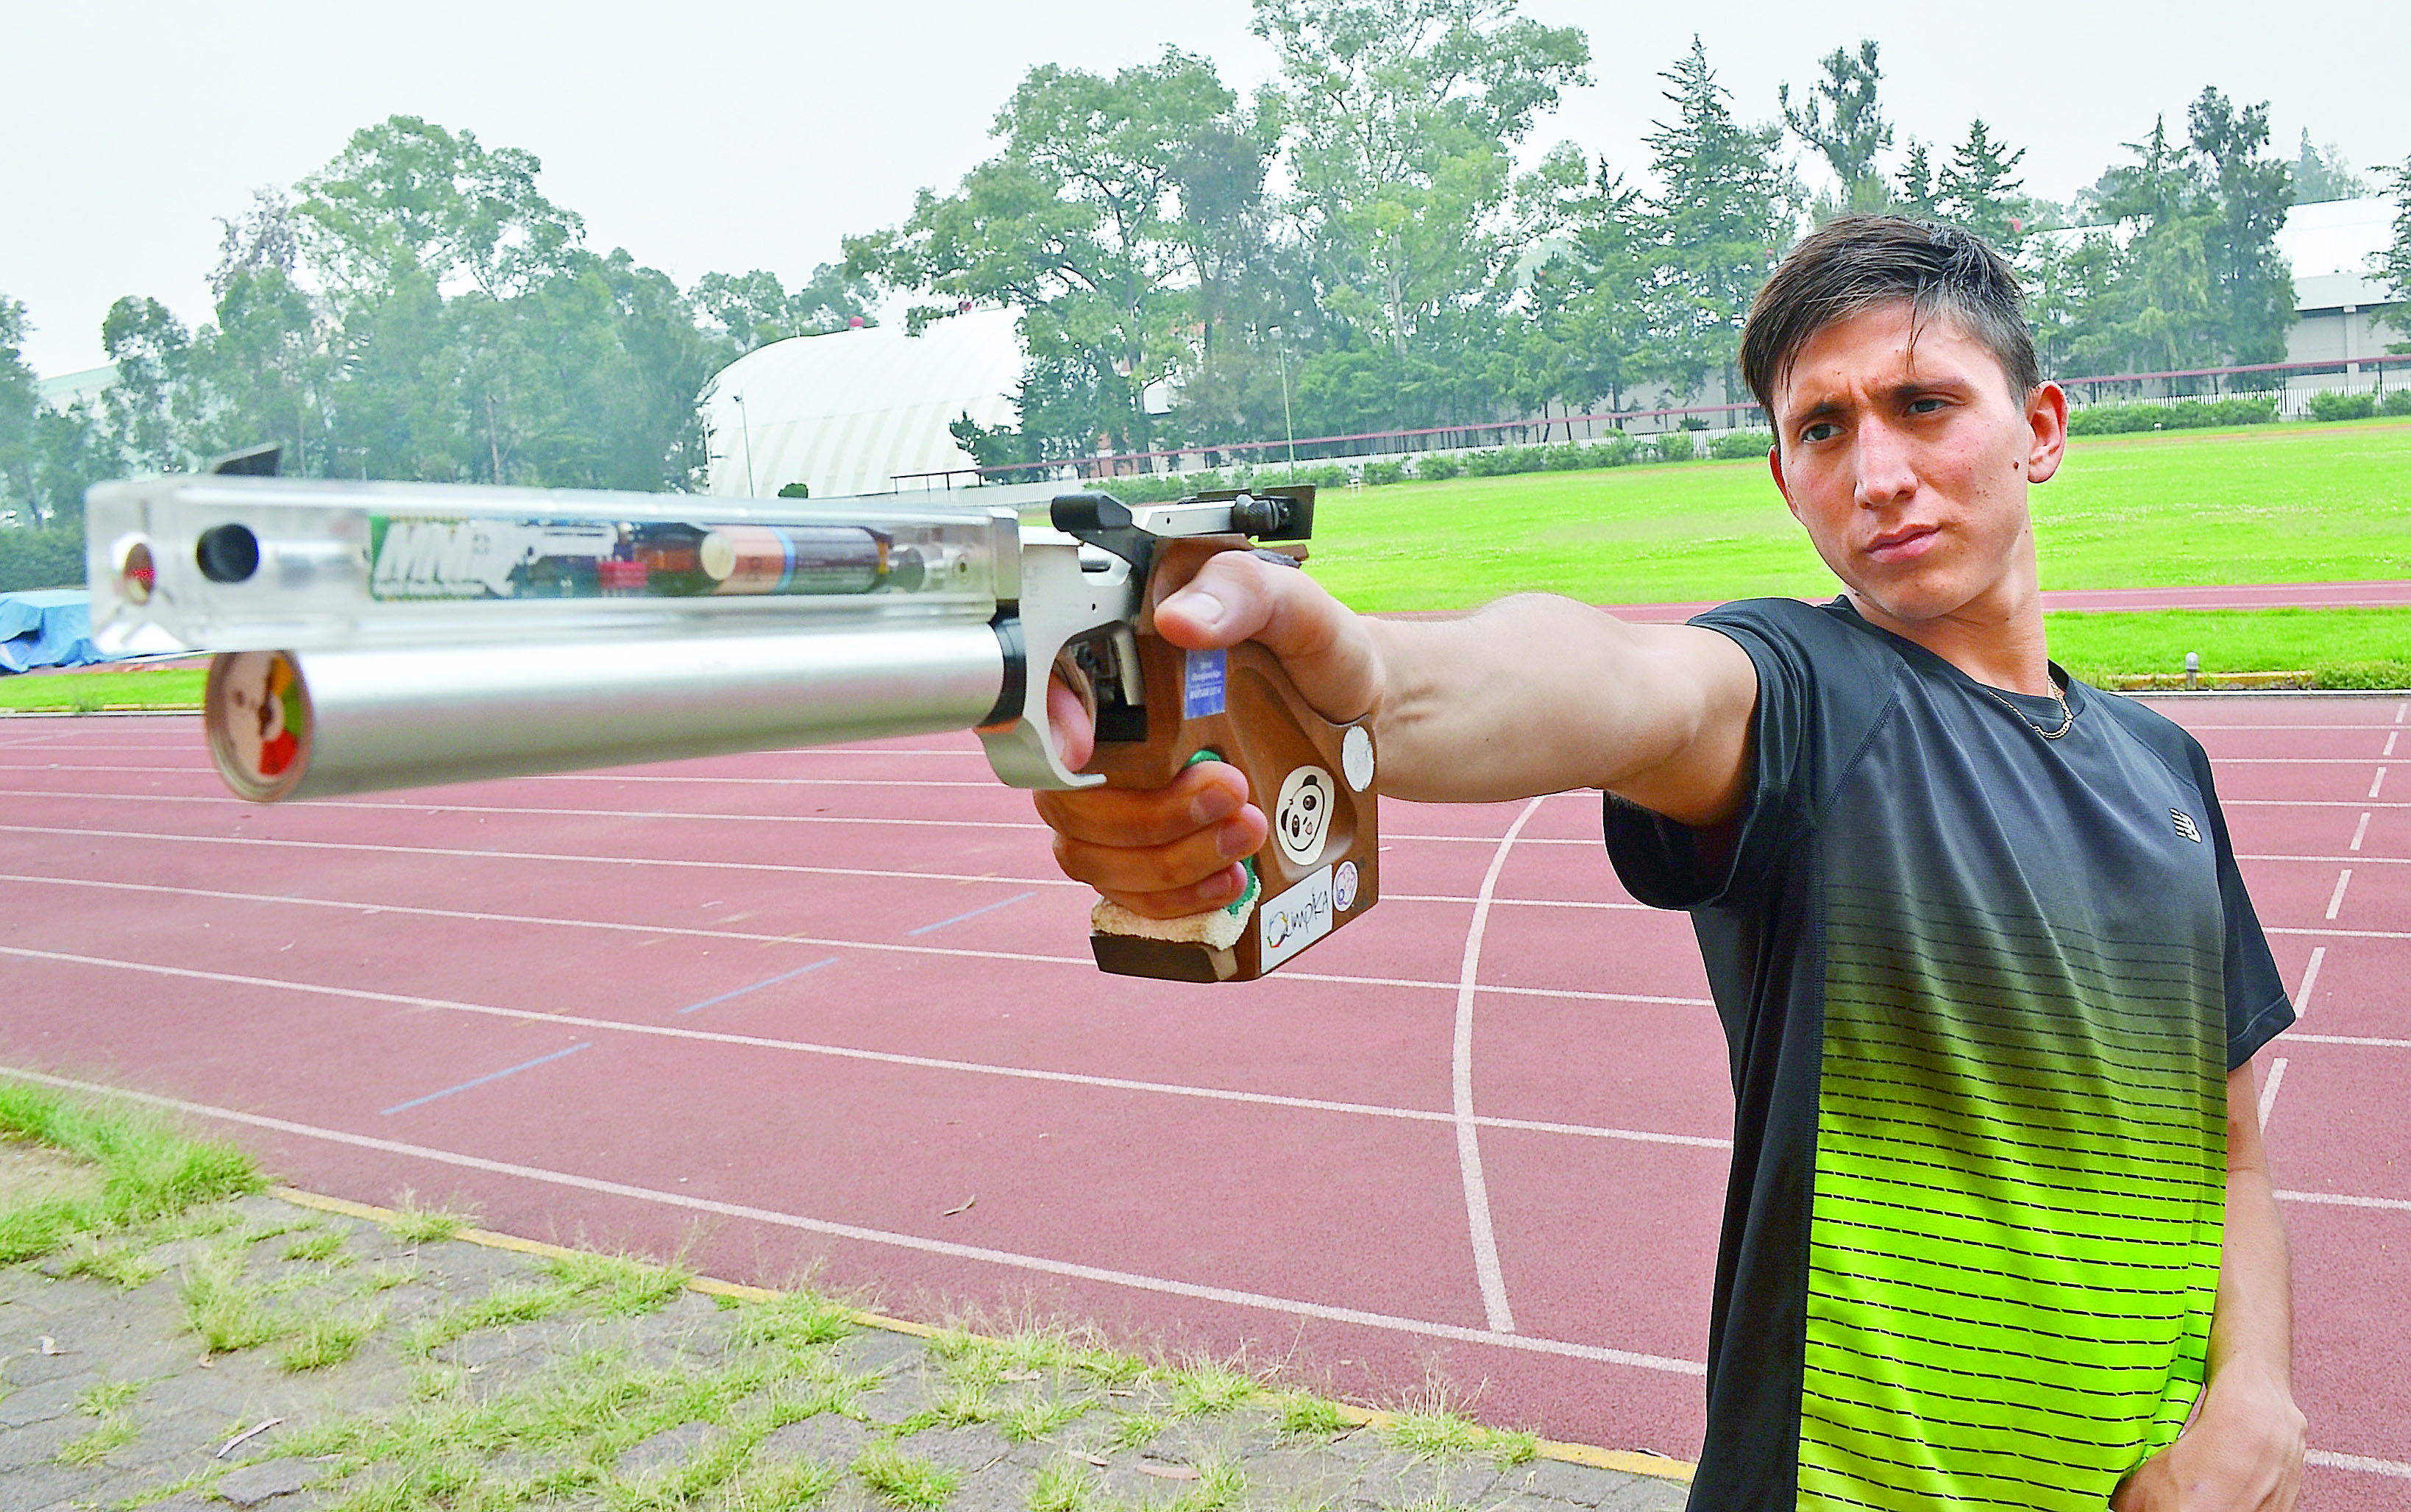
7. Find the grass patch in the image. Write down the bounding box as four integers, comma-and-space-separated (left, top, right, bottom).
1379, 1409, 1539, 1466
384, 1190, 474, 1246
182, 1245, 288, 1354
997, 1396, 1090, 1443
852, 1445, 959, 1511
1275, 1393, 1352, 1438
2047, 606, 2411, 689
57, 1412, 139, 1465
0, 664, 207, 712
728, 1289, 857, 1352
1028, 1458, 1095, 1512
0, 1082, 263, 1262
714, 1455, 842, 1510
283, 1229, 347, 1263
539, 1249, 693, 1318
1307, 421, 2411, 612
59, 1234, 167, 1288
1165, 1363, 1256, 1418
406, 1280, 575, 1355
278, 1303, 386, 1371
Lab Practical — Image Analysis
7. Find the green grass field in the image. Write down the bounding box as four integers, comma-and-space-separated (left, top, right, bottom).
1306, 419, 2411, 612
0, 665, 205, 711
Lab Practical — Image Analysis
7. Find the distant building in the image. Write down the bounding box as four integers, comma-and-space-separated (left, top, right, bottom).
35, 365, 116, 411
2279, 196, 2401, 370
700, 307, 1023, 500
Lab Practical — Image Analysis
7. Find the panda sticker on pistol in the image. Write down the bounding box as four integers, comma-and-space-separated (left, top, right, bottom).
1274, 764, 1334, 869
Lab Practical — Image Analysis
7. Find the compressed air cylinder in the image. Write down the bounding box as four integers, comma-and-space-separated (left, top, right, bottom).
206, 625, 1009, 802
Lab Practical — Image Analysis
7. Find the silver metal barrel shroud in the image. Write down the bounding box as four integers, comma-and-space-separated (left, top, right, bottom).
207, 625, 1009, 802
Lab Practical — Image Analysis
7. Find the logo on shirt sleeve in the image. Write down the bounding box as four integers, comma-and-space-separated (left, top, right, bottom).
2170, 809, 2202, 843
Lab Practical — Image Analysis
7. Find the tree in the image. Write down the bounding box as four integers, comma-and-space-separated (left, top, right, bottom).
848, 49, 1272, 458
1635, 37, 1797, 401
1893, 141, 1942, 220
1938, 120, 2031, 245
211, 188, 303, 299
99, 297, 198, 473
297, 116, 585, 301
2185, 88, 2294, 366
1254, 0, 1588, 358
2379, 157, 2411, 348
1780, 40, 1892, 218
693, 263, 877, 352
2291, 132, 2368, 204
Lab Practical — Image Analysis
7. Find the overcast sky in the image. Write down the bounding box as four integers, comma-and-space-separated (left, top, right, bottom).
8, 0, 2406, 379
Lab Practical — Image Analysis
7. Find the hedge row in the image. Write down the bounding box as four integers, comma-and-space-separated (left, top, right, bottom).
1084, 427, 1780, 502
0, 528, 84, 594
2307, 388, 2411, 422
2064, 397, 2280, 434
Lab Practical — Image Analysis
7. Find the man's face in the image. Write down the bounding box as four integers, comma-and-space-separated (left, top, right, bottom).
1767, 300, 2066, 631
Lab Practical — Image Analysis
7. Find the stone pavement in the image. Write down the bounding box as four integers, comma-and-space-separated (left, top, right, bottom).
0, 1188, 1692, 1511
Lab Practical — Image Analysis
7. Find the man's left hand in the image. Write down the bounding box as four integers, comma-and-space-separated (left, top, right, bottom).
2110, 1369, 2305, 1511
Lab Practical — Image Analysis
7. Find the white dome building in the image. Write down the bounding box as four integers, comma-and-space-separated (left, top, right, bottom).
701, 306, 1025, 500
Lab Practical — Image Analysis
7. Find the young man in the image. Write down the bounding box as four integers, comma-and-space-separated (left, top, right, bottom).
1033, 217, 2304, 1509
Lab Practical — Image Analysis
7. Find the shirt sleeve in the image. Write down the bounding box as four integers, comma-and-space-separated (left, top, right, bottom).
1603, 600, 1893, 913
2190, 742, 2296, 1068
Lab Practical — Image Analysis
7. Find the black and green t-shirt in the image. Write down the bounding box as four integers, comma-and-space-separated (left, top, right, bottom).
1605, 597, 2293, 1510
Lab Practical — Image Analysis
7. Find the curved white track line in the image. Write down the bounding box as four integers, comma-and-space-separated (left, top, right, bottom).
1455, 797, 1547, 1335
0, 1064, 1705, 1378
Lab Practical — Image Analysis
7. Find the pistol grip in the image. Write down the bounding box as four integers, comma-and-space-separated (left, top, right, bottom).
1079, 537, 1378, 982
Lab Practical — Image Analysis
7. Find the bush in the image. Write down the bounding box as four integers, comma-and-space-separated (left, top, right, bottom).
1637, 434, 1697, 463
1361, 459, 1407, 487
1463, 445, 1547, 477
2308, 390, 2379, 422
1710, 430, 1775, 461
0, 526, 85, 592
1413, 453, 1463, 480
2383, 388, 2411, 417
2064, 397, 2281, 435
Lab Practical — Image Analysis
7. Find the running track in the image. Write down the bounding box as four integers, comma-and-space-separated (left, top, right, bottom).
0, 698, 2405, 1504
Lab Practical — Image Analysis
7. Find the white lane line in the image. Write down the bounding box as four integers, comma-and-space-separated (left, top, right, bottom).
2388, 731, 2401, 758
2293, 948, 2325, 1023
2289, 1033, 2411, 1048
2270, 926, 2411, 940
2238, 854, 2409, 865
2255, 1058, 2287, 1130
1455, 798, 1543, 1335
2276, 1190, 2411, 1213
2307, 1449, 2411, 1480
0, 822, 1087, 890
0, 1064, 1709, 1378
2228, 800, 2411, 809
0, 872, 1710, 1009
0, 788, 1593, 846
0, 943, 1730, 1148
1391, 894, 1648, 912
2326, 870, 2354, 921
2351, 812, 2372, 851
2400, 701, 2408, 725
2373, 769, 2390, 800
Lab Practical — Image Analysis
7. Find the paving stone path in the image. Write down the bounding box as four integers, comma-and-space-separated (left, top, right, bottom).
0, 1189, 1691, 1511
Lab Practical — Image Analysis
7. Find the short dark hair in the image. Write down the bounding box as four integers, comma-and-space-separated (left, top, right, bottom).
1739, 216, 2039, 427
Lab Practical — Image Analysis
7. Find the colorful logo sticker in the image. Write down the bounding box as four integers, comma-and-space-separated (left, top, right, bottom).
1259, 865, 1335, 970
1274, 764, 1334, 867
1333, 859, 1360, 912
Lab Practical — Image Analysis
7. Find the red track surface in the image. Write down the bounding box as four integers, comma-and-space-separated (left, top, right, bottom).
1, 696, 2405, 1502
1599, 580, 2411, 622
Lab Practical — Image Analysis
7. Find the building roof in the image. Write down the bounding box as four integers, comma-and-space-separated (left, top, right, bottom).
2281, 196, 2397, 310
700, 307, 1024, 499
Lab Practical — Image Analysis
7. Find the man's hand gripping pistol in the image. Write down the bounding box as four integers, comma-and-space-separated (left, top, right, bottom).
84, 453, 1378, 982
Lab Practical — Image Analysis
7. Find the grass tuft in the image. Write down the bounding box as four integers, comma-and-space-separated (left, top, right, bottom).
540, 1249, 694, 1318
60, 1235, 166, 1289
1274, 1393, 1351, 1438
0, 1084, 262, 1263
182, 1245, 287, 1354
1166, 1363, 1257, 1418
76, 1380, 141, 1416
406, 1281, 574, 1355
730, 1289, 858, 1352
57, 1413, 138, 1466
278, 1304, 386, 1371
1027, 1458, 1093, 1512
1380, 1408, 1538, 1465
998, 1396, 1090, 1443
384, 1190, 474, 1246
283, 1229, 347, 1263
853, 1445, 959, 1511
714, 1455, 841, 1511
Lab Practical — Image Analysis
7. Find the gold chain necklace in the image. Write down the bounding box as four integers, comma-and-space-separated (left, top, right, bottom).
1981, 679, 2074, 740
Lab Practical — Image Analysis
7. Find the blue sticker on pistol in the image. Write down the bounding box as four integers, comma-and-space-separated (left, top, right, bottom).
1183, 648, 1227, 718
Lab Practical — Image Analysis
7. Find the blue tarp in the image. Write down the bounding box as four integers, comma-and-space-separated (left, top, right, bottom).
0, 590, 106, 673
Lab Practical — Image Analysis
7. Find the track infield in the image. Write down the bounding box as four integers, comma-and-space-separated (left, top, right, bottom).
1, 696, 2404, 1502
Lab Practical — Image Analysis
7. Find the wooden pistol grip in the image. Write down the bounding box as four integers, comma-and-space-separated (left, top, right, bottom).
1081, 536, 1378, 983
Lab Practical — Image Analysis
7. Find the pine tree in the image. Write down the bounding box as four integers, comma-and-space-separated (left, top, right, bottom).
1780, 40, 1893, 218
1939, 120, 2030, 245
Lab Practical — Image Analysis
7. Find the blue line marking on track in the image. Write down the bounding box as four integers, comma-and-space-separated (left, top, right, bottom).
380, 1042, 593, 1116
675, 957, 840, 1015
908, 890, 1037, 936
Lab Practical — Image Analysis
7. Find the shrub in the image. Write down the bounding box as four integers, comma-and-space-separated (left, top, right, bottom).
0, 526, 85, 593
1413, 453, 1463, 480
1710, 430, 1775, 461
2308, 390, 2378, 422
2382, 388, 2411, 417
1360, 459, 1406, 486
2064, 397, 2280, 435
1588, 431, 1637, 466
1298, 463, 1352, 490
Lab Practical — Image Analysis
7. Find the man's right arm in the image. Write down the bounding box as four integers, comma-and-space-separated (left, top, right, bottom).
1034, 550, 1760, 918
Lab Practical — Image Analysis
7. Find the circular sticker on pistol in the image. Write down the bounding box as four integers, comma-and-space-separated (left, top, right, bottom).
1333, 860, 1360, 912
1342, 725, 1374, 792
1274, 764, 1335, 867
